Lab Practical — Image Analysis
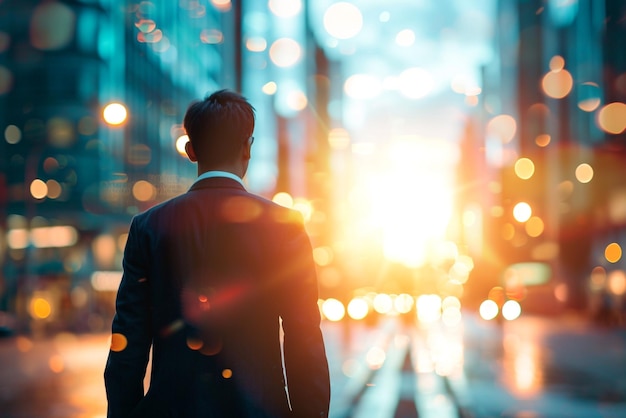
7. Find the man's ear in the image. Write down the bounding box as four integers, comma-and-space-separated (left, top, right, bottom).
185, 140, 197, 162
243, 141, 251, 161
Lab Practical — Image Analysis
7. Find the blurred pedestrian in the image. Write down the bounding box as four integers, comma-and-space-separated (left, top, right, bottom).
104, 89, 330, 418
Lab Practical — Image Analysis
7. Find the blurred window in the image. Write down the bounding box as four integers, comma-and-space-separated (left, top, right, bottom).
76, 8, 99, 55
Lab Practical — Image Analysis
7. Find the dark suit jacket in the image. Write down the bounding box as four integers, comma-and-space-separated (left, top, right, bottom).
104, 177, 330, 418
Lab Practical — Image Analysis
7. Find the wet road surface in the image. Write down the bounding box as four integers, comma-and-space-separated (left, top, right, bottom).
1, 312, 625, 418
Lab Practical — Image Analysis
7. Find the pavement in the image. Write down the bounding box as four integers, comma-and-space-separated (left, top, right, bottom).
324, 311, 626, 418
0, 311, 625, 417
439, 312, 626, 418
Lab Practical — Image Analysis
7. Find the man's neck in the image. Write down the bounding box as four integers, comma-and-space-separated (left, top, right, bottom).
192, 170, 245, 188
197, 164, 242, 178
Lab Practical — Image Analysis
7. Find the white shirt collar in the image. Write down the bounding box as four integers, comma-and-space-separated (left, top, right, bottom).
192, 171, 245, 188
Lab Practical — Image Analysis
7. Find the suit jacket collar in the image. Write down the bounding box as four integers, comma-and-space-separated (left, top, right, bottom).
188, 176, 247, 192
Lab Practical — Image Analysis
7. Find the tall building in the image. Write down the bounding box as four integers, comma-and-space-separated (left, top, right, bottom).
0, 0, 236, 331
461, 0, 626, 312
0, 0, 332, 333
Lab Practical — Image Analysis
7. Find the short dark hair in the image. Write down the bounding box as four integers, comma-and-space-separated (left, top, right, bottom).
183, 89, 255, 165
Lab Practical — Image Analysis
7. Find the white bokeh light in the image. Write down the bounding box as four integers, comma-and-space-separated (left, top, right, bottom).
395, 29, 415, 47
269, 38, 302, 67
479, 299, 499, 320
398, 67, 434, 99
268, 0, 302, 18
502, 300, 522, 320
344, 74, 382, 99
323, 2, 363, 40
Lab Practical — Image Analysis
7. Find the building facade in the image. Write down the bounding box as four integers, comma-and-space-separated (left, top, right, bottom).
0, 0, 236, 332
460, 0, 626, 314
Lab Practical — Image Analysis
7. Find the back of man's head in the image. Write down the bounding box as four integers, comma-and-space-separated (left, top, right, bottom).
183, 89, 255, 166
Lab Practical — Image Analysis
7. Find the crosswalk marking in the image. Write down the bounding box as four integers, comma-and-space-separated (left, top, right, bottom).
329, 318, 398, 418
329, 318, 462, 418
351, 334, 410, 418
411, 327, 459, 418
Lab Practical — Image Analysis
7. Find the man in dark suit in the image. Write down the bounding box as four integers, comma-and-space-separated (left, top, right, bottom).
104, 89, 331, 418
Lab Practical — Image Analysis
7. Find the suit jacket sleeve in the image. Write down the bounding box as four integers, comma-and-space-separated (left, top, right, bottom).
104, 216, 153, 418
278, 216, 331, 417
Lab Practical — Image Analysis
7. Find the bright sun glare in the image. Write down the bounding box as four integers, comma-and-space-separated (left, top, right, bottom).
351, 138, 454, 268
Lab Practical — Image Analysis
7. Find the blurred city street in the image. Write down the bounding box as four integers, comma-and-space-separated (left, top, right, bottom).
1, 312, 625, 418
2, 0, 626, 417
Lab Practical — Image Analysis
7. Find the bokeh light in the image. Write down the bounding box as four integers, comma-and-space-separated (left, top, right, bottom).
286, 89, 308, 112
31, 226, 78, 248
312, 246, 334, 267
487, 114, 517, 143
134, 19, 156, 33
575, 163, 593, 184
535, 134, 551, 147
344, 74, 382, 99
92, 234, 117, 268
176, 134, 189, 157
442, 306, 462, 327
513, 202, 532, 222
262, 81, 277, 95
597, 102, 626, 134
501, 300, 521, 320
395, 29, 415, 47
268, 0, 302, 18
46, 180, 62, 199
366, 346, 386, 370
200, 29, 223, 44
394, 294, 414, 314
30, 2, 76, 50
321, 298, 345, 321
373, 293, 393, 315
4, 124, 21, 144
590, 266, 607, 291
608, 270, 626, 296
269, 38, 302, 67
479, 299, 499, 320
549, 55, 565, 71
246, 37, 267, 52
488, 286, 506, 306
577, 82, 601, 112
502, 223, 516, 240
347, 297, 369, 320
323, 2, 363, 40
398, 67, 434, 99
605, 243, 622, 264
49, 355, 64, 373
210, 0, 232, 12
416, 294, 442, 323
514, 157, 535, 180
103, 103, 128, 125
30, 179, 48, 200
542, 57, 573, 99
132, 180, 157, 202
442, 296, 461, 310
30, 297, 52, 319
110, 333, 128, 352
272, 192, 293, 208
525, 216, 544, 237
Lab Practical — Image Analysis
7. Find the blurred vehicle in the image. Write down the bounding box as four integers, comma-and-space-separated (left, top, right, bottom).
501, 261, 565, 316
477, 261, 566, 322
